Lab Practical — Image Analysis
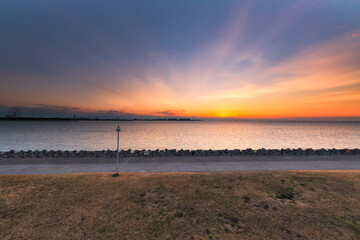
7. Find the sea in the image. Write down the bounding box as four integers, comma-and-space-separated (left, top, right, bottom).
0, 120, 359, 151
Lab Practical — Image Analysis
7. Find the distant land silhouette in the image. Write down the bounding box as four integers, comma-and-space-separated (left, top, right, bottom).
1, 117, 360, 123
0, 117, 196, 121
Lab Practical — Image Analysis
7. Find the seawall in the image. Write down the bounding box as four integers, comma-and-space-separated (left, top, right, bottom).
1, 148, 359, 158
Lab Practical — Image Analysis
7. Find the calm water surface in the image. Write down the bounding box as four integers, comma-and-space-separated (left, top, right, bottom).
0, 121, 359, 151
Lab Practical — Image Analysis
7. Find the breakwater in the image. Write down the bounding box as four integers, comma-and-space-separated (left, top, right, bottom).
1, 148, 359, 158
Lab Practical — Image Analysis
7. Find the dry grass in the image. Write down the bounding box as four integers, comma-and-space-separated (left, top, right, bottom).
1, 170, 360, 240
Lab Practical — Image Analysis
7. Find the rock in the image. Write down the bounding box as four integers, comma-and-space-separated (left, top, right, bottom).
256, 149, 265, 156
343, 149, 351, 155
244, 148, 253, 156
70, 151, 77, 157
282, 148, 293, 156
33, 150, 40, 158
61, 151, 70, 158
17, 151, 25, 158
294, 148, 304, 156
53, 150, 61, 158
25, 150, 33, 157
87, 151, 96, 157
4, 148, 359, 158
332, 149, 342, 155
353, 149, 360, 155
318, 148, 330, 156
48, 150, 55, 157
105, 150, 112, 157
231, 149, 239, 156
95, 151, 103, 157
305, 148, 314, 155
119, 150, 126, 157
77, 151, 83, 157
269, 149, 281, 156
178, 150, 185, 156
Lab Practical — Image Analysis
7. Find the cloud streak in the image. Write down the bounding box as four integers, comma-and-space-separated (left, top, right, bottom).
154, 110, 186, 116
1, 0, 360, 118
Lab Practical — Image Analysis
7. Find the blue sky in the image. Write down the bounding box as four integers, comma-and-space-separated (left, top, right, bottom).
1, 0, 360, 118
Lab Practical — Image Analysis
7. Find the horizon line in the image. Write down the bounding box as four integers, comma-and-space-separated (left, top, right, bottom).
1, 116, 360, 123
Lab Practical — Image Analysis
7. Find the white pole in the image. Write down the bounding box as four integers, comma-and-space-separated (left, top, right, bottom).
114, 125, 120, 177
116, 127, 119, 174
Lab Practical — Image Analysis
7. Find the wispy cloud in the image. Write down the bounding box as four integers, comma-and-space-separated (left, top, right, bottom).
155, 109, 185, 116
352, 32, 360, 38
1, 0, 360, 118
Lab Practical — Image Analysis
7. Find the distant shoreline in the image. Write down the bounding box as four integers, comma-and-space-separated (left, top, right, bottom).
0, 117, 359, 123
0, 117, 199, 122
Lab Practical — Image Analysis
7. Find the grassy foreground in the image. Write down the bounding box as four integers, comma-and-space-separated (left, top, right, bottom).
1, 171, 360, 240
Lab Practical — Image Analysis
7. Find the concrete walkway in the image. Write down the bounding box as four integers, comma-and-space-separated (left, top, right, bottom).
0, 155, 360, 175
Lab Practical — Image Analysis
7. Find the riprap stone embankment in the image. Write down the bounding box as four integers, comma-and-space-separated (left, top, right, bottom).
1, 148, 359, 158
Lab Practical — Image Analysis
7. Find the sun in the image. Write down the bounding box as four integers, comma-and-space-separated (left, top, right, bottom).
215, 111, 238, 118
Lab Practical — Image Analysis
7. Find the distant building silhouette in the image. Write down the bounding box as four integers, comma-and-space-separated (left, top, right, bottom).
6, 107, 22, 118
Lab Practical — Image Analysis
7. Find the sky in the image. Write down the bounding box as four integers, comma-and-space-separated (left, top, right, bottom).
1, 0, 360, 119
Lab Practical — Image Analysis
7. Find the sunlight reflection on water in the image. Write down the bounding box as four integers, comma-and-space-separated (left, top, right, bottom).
0, 121, 359, 151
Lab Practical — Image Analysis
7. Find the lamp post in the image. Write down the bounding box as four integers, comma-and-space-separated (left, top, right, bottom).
113, 125, 121, 177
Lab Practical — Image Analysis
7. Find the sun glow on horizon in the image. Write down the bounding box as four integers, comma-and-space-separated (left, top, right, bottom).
1, 0, 360, 119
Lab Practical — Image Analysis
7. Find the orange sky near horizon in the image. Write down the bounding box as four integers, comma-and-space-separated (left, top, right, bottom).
62, 34, 360, 118
1, 0, 360, 119
2, 31, 360, 119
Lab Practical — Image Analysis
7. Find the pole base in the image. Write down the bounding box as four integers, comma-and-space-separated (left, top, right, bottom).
112, 173, 119, 177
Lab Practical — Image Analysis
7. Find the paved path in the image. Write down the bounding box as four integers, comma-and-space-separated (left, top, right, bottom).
0, 155, 359, 175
